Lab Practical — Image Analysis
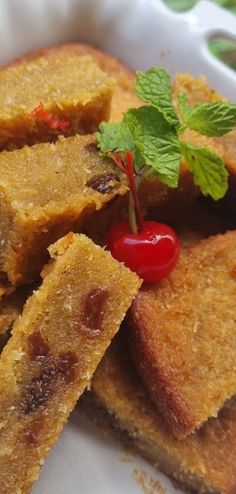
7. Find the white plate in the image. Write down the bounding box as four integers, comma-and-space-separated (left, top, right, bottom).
1, 1, 236, 493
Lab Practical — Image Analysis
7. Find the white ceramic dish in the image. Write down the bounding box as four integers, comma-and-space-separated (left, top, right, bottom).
1, 1, 236, 493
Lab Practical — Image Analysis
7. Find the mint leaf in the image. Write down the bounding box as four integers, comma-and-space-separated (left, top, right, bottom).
97, 121, 135, 153
136, 67, 180, 127
181, 142, 228, 200
96, 66, 234, 202
124, 107, 181, 187
97, 121, 143, 167
178, 93, 192, 123
186, 102, 236, 136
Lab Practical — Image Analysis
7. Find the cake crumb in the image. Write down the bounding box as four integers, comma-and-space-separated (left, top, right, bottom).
133, 468, 166, 494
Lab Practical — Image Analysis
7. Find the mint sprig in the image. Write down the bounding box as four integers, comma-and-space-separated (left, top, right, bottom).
97, 66, 234, 200
181, 143, 228, 200
136, 68, 179, 127
177, 93, 192, 124
97, 121, 134, 155
96, 121, 143, 167
124, 107, 181, 187
184, 101, 236, 137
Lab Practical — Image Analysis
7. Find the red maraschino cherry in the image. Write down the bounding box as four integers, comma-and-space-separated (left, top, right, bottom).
107, 220, 180, 282
106, 151, 180, 282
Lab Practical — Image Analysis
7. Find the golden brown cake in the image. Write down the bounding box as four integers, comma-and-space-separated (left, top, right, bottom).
129, 230, 236, 438
9, 43, 142, 123
10, 44, 236, 227
0, 233, 141, 494
0, 134, 127, 285
0, 278, 16, 298
173, 73, 223, 105
173, 73, 236, 213
7, 45, 236, 191
85, 334, 236, 494
0, 53, 114, 150
0, 286, 31, 338
0, 286, 34, 355
173, 74, 236, 171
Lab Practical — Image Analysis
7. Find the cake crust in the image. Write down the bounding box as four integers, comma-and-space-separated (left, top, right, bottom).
0, 286, 31, 337
0, 233, 141, 494
130, 230, 236, 438
88, 334, 236, 494
8, 42, 141, 123
7, 43, 236, 231
0, 53, 114, 150
0, 134, 127, 285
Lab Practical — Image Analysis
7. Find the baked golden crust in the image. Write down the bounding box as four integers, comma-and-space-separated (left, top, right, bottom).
9, 42, 141, 123
0, 233, 141, 494
173, 73, 236, 214
14, 49, 236, 176
89, 334, 236, 494
10, 44, 236, 233
0, 134, 127, 285
0, 53, 114, 150
174, 76, 236, 175
3, 44, 235, 263
173, 73, 223, 105
129, 230, 236, 438
7, 45, 236, 193
0, 286, 31, 337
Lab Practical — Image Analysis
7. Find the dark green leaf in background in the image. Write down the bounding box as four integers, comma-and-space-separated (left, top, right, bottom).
164, 0, 236, 70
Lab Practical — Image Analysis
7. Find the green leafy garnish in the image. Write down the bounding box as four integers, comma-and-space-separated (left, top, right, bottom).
96, 121, 143, 167
177, 92, 192, 124
96, 121, 134, 154
185, 102, 236, 136
181, 143, 228, 200
124, 107, 181, 187
96, 66, 235, 200
164, 0, 236, 14
136, 68, 179, 127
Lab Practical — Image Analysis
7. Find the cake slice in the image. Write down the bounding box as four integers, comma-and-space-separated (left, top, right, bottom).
0, 286, 31, 337
8, 44, 236, 228
8, 43, 199, 223
0, 134, 127, 285
0, 53, 114, 150
129, 230, 236, 438
0, 286, 33, 354
10, 43, 142, 124
173, 73, 236, 215
0, 233, 141, 494
10, 44, 236, 225
173, 74, 236, 178
85, 334, 236, 494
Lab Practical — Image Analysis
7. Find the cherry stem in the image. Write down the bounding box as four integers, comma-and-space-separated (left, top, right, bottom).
126, 151, 145, 232
112, 153, 126, 174
111, 151, 144, 234
128, 192, 138, 234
